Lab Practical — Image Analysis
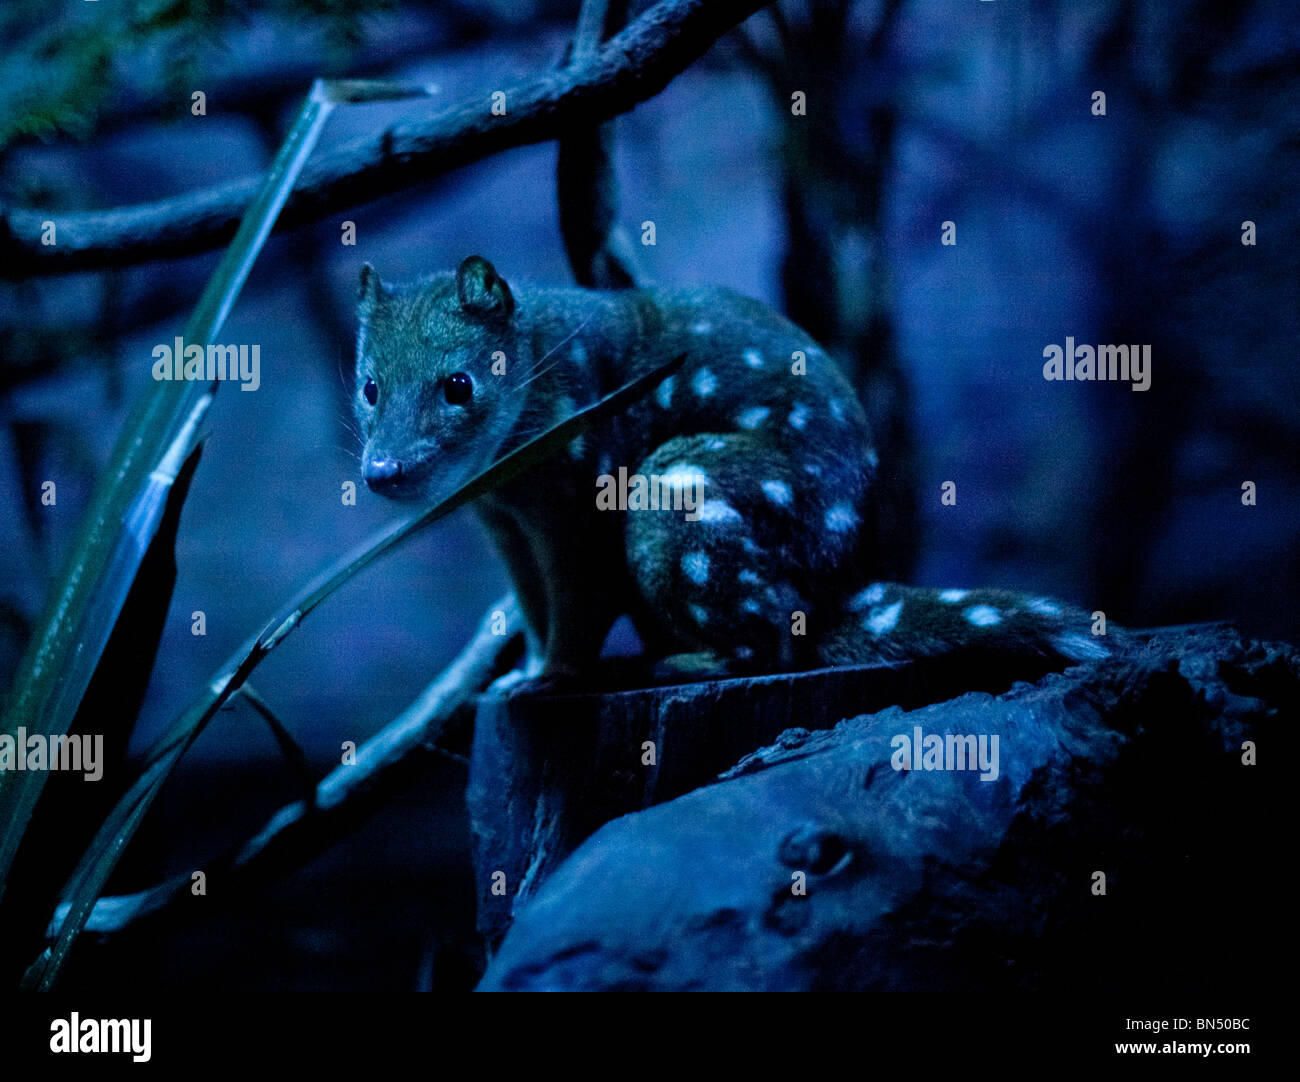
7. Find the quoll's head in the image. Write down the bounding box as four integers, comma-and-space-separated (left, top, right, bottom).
354, 255, 525, 502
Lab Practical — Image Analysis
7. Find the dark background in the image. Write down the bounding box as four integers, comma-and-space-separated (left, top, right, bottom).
1, 0, 1296, 990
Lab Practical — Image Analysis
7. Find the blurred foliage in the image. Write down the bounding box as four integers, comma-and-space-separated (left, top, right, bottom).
0, 0, 392, 150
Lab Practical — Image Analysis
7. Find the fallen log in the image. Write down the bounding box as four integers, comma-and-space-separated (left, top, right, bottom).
472, 624, 1286, 991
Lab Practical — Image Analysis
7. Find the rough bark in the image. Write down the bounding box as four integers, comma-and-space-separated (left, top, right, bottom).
474, 624, 1286, 991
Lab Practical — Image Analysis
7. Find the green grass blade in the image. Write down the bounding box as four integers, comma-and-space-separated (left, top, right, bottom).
0, 84, 339, 902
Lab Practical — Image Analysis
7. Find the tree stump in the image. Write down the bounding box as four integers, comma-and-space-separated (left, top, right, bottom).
469, 646, 1091, 956
469, 625, 1287, 990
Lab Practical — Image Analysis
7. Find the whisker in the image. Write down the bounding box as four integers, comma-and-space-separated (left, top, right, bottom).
512, 305, 602, 391
336, 417, 363, 445
338, 346, 355, 394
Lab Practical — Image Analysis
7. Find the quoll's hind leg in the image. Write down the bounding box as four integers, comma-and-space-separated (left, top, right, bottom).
624, 433, 818, 673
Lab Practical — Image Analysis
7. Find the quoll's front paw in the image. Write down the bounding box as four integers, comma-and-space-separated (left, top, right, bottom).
485, 668, 532, 697
650, 651, 741, 683
484, 663, 588, 699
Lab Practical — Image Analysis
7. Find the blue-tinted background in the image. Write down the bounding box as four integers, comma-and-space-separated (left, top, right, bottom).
2, 0, 1296, 989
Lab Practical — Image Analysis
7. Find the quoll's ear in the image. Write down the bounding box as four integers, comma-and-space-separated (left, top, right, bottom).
358, 262, 383, 312
456, 255, 514, 320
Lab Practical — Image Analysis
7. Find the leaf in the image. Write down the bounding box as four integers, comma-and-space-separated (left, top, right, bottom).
0, 80, 339, 903
239, 684, 316, 810
0, 444, 200, 985
23, 351, 685, 990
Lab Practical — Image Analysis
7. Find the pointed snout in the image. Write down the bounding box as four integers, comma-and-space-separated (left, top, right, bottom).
363, 455, 403, 491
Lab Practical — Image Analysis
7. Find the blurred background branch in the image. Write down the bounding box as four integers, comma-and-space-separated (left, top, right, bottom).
3, 0, 772, 275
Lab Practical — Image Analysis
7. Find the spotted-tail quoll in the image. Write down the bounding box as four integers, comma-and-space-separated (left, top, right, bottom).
354, 255, 1114, 680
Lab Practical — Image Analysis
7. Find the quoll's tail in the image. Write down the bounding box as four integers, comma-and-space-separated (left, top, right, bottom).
817, 583, 1118, 669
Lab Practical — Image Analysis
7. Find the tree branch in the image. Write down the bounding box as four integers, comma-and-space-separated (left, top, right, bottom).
49, 595, 523, 938
558, 0, 642, 289
6, 0, 772, 278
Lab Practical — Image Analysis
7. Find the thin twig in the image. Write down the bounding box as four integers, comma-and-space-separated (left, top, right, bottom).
573, 0, 613, 60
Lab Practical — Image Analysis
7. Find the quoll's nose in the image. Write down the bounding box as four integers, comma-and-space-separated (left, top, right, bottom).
363, 455, 403, 490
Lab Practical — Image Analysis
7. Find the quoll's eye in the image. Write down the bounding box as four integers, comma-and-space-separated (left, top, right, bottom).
363, 378, 378, 406
444, 371, 473, 405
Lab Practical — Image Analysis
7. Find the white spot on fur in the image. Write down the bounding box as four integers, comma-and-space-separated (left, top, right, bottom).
656, 376, 674, 409
741, 598, 761, 614
738, 569, 762, 585
681, 551, 710, 584
693, 367, 717, 397
864, 600, 903, 635
848, 583, 887, 611
691, 321, 712, 335
743, 348, 764, 368
571, 342, 588, 364
568, 434, 585, 460
706, 437, 727, 451
866, 448, 879, 469
660, 464, 709, 490
965, 605, 1001, 627
737, 406, 770, 429
829, 398, 845, 422
1052, 631, 1109, 661
938, 589, 969, 604
698, 500, 742, 525
804, 463, 823, 476
824, 502, 857, 532
1027, 597, 1061, 617
788, 403, 810, 430
688, 603, 710, 625
761, 480, 792, 506
734, 645, 754, 660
